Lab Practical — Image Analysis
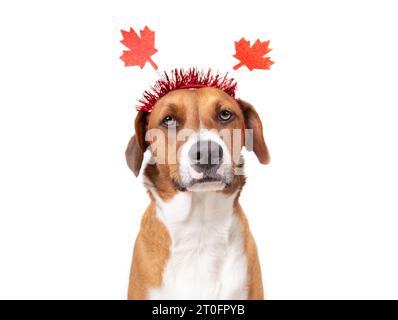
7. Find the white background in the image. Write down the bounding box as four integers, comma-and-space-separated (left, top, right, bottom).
0, 0, 397, 299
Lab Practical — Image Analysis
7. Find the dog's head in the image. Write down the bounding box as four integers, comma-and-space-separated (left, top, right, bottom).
126, 87, 269, 192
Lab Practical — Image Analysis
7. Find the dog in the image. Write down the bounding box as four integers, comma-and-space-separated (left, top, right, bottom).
125, 86, 270, 299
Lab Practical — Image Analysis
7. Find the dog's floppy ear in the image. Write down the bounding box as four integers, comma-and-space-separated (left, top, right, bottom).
125, 111, 148, 176
239, 99, 270, 164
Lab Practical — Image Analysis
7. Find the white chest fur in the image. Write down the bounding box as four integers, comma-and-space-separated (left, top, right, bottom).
149, 190, 248, 300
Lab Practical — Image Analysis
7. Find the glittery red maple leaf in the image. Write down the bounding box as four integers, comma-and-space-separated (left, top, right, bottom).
233, 38, 273, 71
120, 26, 158, 70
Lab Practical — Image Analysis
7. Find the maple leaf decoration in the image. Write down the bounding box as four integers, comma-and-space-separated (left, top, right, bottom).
120, 26, 158, 70
233, 38, 274, 71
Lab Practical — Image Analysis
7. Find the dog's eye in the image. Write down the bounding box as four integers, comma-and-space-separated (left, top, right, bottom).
218, 110, 234, 122
161, 115, 178, 128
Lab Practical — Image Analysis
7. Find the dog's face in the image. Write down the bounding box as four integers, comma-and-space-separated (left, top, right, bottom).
126, 87, 269, 192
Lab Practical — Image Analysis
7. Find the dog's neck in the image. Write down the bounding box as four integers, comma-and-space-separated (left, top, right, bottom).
152, 189, 239, 226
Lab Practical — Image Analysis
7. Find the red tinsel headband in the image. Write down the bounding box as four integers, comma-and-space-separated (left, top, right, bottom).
120, 26, 273, 112
137, 68, 237, 112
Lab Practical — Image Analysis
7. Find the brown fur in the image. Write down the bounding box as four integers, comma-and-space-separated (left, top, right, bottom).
127, 201, 171, 299
235, 202, 265, 299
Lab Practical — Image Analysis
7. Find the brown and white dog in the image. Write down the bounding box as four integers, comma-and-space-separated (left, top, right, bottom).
125, 87, 269, 299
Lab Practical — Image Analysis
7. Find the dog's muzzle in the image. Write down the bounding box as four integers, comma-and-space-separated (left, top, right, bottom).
178, 131, 233, 191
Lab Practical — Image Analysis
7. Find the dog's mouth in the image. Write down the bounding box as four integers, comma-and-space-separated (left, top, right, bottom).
193, 175, 222, 183
172, 175, 231, 192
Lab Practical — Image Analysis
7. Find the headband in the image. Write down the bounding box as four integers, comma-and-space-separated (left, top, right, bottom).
120, 26, 273, 111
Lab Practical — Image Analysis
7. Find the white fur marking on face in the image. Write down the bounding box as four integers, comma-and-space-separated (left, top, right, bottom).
188, 166, 204, 180
149, 190, 248, 300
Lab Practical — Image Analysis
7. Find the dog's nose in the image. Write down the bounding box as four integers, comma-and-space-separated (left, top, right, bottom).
188, 140, 223, 172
